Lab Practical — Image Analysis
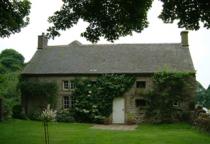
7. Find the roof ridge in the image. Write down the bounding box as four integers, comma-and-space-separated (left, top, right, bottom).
84, 43, 180, 46
47, 43, 181, 48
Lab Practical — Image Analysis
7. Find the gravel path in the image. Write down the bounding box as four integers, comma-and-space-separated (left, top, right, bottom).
91, 124, 138, 131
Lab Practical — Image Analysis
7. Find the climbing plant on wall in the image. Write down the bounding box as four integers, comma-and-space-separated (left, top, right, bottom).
145, 71, 195, 123
72, 74, 135, 123
20, 80, 58, 109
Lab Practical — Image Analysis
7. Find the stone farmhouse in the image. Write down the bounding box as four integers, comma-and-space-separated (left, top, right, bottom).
22, 31, 195, 123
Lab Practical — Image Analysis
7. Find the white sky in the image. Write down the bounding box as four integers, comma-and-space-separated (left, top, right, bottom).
0, 0, 210, 88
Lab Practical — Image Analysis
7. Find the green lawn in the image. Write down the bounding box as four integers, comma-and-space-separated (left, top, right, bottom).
0, 119, 209, 144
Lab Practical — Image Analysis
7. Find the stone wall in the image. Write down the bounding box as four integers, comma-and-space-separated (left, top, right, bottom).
22, 74, 195, 123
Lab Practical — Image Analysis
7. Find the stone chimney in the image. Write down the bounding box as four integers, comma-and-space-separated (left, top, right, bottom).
181, 31, 189, 47
38, 33, 48, 49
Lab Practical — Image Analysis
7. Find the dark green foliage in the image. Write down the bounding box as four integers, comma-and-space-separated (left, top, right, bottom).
47, 0, 210, 42
196, 82, 207, 106
28, 110, 41, 121
0, 64, 6, 74
19, 80, 58, 120
56, 109, 75, 123
146, 71, 195, 123
0, 49, 25, 119
0, 49, 25, 72
160, 0, 210, 30
196, 83, 210, 108
0, 0, 31, 37
205, 86, 210, 108
12, 104, 26, 119
72, 74, 135, 123
20, 80, 58, 108
194, 113, 210, 132
0, 73, 21, 119
47, 0, 153, 43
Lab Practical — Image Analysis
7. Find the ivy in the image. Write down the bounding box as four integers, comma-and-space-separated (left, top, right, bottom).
19, 80, 58, 108
146, 71, 195, 123
72, 74, 135, 123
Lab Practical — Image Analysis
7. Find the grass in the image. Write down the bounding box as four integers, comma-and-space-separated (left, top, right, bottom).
0, 119, 210, 144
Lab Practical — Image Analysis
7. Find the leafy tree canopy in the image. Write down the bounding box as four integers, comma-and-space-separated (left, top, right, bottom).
0, 49, 24, 72
47, 0, 210, 43
205, 85, 210, 108
195, 82, 210, 109
159, 0, 210, 30
47, 0, 153, 43
196, 81, 206, 106
0, 0, 31, 37
0, 49, 25, 119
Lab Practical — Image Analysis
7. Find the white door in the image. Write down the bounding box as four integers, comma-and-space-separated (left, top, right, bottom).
112, 97, 125, 124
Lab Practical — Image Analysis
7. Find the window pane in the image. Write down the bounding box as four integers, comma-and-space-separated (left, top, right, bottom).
135, 99, 146, 107
63, 96, 70, 109
63, 81, 69, 90
70, 81, 75, 89
136, 81, 146, 88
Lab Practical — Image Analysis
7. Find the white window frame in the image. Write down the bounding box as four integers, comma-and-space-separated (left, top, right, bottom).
63, 96, 71, 109
69, 81, 75, 90
63, 80, 69, 90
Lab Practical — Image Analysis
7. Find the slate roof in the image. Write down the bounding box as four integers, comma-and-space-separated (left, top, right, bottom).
22, 41, 195, 75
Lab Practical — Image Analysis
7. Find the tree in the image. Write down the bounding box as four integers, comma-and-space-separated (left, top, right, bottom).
0, 73, 21, 119
47, 0, 153, 43
159, 0, 210, 30
48, 0, 210, 43
196, 81, 206, 106
196, 82, 210, 109
0, 49, 25, 72
0, 0, 31, 37
205, 85, 210, 108
0, 49, 25, 119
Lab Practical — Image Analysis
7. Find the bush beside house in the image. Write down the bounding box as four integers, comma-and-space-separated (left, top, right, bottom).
144, 72, 195, 123
19, 80, 58, 120
194, 113, 210, 132
56, 109, 75, 123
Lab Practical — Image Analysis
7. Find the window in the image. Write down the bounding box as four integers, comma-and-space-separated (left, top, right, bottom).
69, 81, 75, 89
63, 80, 75, 90
135, 99, 146, 107
173, 101, 179, 107
63, 96, 71, 109
63, 81, 69, 90
136, 81, 146, 88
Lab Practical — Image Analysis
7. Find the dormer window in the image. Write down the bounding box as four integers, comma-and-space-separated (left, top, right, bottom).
136, 81, 146, 88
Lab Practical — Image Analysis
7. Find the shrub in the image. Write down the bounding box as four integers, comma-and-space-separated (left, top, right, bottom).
12, 105, 27, 119
19, 80, 58, 109
194, 113, 210, 132
40, 105, 57, 122
145, 71, 195, 123
179, 111, 193, 123
56, 109, 75, 123
28, 110, 42, 121
0, 73, 21, 119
